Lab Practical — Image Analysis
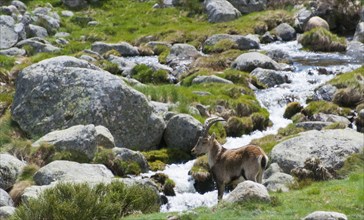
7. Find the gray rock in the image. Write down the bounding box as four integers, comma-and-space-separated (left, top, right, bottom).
62, 0, 88, 9
346, 40, 364, 63
273, 23, 296, 41
61, 10, 74, 17
112, 148, 149, 173
0, 6, 18, 17
27, 24, 48, 38
12, 56, 165, 150
263, 172, 294, 192
294, 8, 313, 32
55, 38, 69, 45
305, 16, 330, 32
192, 75, 233, 85
0, 15, 18, 49
14, 23, 26, 40
224, 181, 270, 203
35, 14, 60, 34
145, 41, 172, 49
150, 101, 174, 114
203, 34, 259, 52
270, 129, 364, 174
204, 0, 241, 23
0, 206, 16, 219
353, 22, 364, 43
231, 52, 280, 72
32, 125, 98, 160
55, 32, 70, 38
227, 0, 266, 14
16, 37, 60, 54
166, 43, 201, 67
303, 211, 347, 220
21, 184, 53, 203
0, 154, 25, 190
33, 160, 114, 185
261, 31, 276, 44
79, 54, 97, 62
312, 84, 337, 102
88, 21, 98, 26
164, 114, 203, 152
251, 68, 290, 87
311, 113, 350, 125
266, 49, 291, 63
0, 47, 26, 56
296, 121, 332, 130
95, 126, 115, 149
263, 163, 283, 179
91, 42, 139, 56
11, 0, 27, 14
107, 55, 136, 75
0, 189, 13, 207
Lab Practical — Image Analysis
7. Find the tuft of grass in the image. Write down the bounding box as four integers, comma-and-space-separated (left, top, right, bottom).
0, 55, 15, 70
17, 164, 39, 182
11, 181, 160, 220
142, 148, 192, 171
302, 100, 351, 117
203, 39, 238, 54
299, 27, 347, 52
131, 64, 169, 84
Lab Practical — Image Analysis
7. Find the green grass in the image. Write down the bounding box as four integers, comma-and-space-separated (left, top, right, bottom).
329, 66, 364, 94
299, 27, 347, 52
302, 100, 351, 117
0, 55, 15, 70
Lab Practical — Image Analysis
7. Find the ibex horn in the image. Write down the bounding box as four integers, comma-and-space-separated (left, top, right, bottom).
202, 117, 225, 137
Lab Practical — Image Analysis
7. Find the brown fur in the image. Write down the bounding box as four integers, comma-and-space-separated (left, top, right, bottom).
9, 180, 33, 206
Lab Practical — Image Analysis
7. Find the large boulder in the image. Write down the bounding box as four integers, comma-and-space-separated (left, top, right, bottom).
203, 34, 259, 52
91, 42, 139, 56
33, 160, 114, 185
0, 15, 18, 49
250, 68, 290, 88
164, 114, 203, 152
227, 0, 266, 14
231, 52, 280, 72
32, 125, 115, 160
204, 0, 241, 23
353, 22, 364, 43
270, 129, 364, 174
11, 56, 165, 150
0, 154, 26, 190
112, 148, 149, 173
273, 23, 296, 41
305, 16, 330, 32
0, 189, 13, 207
294, 8, 313, 32
303, 211, 348, 220
224, 181, 270, 203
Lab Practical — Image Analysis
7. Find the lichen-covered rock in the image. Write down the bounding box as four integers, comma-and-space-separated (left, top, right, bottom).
16, 37, 60, 54
33, 160, 114, 185
164, 114, 203, 152
0, 47, 26, 56
353, 22, 364, 43
273, 23, 296, 41
0, 189, 13, 207
27, 24, 48, 38
203, 34, 259, 52
0, 15, 18, 49
91, 42, 139, 56
166, 43, 201, 67
227, 0, 266, 14
250, 68, 290, 87
204, 0, 241, 23
95, 125, 115, 149
305, 16, 330, 32
303, 211, 348, 220
263, 163, 283, 179
224, 181, 270, 203
0, 154, 26, 190
192, 75, 233, 85
11, 0, 27, 14
231, 52, 280, 72
11, 56, 165, 150
263, 172, 294, 192
270, 129, 363, 173
112, 148, 149, 173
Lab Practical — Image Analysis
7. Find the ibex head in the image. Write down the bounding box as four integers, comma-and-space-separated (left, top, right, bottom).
191, 117, 225, 156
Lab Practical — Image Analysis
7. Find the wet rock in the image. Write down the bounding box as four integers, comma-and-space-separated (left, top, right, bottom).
204, 0, 241, 23
203, 34, 259, 52
311, 84, 337, 102
11, 56, 165, 150
0, 206, 16, 219
224, 181, 270, 203
251, 68, 290, 87
304, 16, 329, 32
62, 0, 88, 9
0, 154, 26, 190
91, 41, 139, 57
260, 31, 276, 44
227, 0, 267, 14
263, 172, 294, 192
273, 23, 296, 41
0, 15, 18, 49
0, 189, 13, 207
231, 52, 280, 72
0, 47, 26, 56
112, 148, 149, 173
270, 129, 363, 174
34, 160, 114, 185
164, 114, 203, 152
166, 43, 201, 67
353, 22, 364, 43
355, 109, 364, 133
27, 24, 48, 38
303, 211, 347, 220
296, 121, 332, 130
346, 40, 364, 63
192, 75, 233, 85
16, 37, 60, 54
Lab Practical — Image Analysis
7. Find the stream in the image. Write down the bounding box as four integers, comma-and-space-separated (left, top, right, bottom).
137, 40, 362, 212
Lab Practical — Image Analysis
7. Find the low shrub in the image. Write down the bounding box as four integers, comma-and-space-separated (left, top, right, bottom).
131, 64, 169, 84
11, 181, 160, 220
302, 100, 351, 117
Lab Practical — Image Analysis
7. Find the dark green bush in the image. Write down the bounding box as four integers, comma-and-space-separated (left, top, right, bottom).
131, 64, 169, 84
11, 181, 160, 220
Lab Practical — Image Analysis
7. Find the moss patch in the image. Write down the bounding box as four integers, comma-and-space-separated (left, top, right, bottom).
299, 27, 347, 52
142, 148, 192, 171
302, 100, 351, 117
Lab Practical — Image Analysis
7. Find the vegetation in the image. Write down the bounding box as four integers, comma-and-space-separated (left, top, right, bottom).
131, 64, 169, 84
302, 100, 351, 117
299, 27, 347, 52
142, 148, 192, 171
11, 181, 160, 220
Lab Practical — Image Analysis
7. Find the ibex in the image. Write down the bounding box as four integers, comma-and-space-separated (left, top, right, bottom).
191, 117, 269, 201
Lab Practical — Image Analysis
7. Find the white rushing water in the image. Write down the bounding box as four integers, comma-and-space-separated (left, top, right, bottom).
141, 41, 362, 212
